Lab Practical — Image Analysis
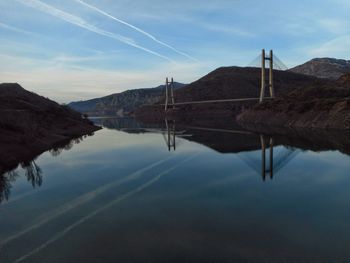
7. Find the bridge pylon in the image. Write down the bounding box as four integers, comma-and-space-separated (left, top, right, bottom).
164, 77, 175, 112
260, 49, 275, 103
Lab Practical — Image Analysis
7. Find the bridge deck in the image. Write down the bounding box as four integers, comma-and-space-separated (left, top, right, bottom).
158, 97, 273, 106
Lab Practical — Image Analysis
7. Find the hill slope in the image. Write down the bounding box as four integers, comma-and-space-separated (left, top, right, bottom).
237, 73, 350, 129
289, 58, 350, 79
69, 82, 186, 117
136, 66, 328, 120
173, 66, 322, 102
0, 83, 100, 173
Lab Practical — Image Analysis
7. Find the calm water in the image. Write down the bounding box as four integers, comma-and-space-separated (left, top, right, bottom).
1, 118, 350, 262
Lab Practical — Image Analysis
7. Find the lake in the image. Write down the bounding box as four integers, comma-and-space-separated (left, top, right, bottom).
1, 118, 350, 263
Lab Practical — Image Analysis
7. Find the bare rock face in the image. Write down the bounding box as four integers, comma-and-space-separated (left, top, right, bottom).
289, 58, 350, 79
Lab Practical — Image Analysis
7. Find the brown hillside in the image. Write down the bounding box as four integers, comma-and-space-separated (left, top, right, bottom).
173, 67, 327, 103
0, 83, 100, 173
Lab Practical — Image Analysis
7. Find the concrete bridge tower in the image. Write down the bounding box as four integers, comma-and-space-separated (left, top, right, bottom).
260, 49, 275, 103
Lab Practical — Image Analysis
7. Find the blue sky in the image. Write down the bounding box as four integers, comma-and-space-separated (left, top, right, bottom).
0, 0, 349, 102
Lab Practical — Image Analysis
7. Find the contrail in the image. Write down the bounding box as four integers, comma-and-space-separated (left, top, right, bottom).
13, 154, 198, 263
0, 155, 176, 247
0, 22, 35, 35
74, 0, 198, 62
15, 0, 174, 62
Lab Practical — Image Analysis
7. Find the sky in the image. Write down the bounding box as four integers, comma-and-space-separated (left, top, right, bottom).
0, 0, 349, 103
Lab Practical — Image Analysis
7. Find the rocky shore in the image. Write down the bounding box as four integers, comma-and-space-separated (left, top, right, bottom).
237, 74, 350, 130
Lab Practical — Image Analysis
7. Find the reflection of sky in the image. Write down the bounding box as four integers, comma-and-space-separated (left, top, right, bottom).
1, 129, 350, 262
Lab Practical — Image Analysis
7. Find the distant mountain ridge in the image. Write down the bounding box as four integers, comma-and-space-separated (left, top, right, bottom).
68, 82, 186, 117
289, 58, 350, 79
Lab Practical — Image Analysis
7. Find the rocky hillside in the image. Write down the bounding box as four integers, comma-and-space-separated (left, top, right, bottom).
136, 66, 328, 120
0, 83, 100, 173
69, 82, 186, 117
289, 58, 350, 79
237, 73, 350, 130
172, 67, 323, 102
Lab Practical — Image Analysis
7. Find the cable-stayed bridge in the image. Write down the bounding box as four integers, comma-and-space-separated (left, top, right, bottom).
163, 49, 288, 111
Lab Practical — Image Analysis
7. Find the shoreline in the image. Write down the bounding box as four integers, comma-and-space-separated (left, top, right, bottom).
0, 124, 101, 174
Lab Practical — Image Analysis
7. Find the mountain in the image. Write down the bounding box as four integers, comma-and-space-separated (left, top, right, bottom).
237, 73, 350, 130
289, 58, 350, 79
136, 66, 328, 121
68, 82, 186, 117
0, 83, 100, 173
172, 66, 323, 102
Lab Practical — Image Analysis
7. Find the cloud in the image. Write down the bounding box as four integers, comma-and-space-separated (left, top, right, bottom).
0, 52, 206, 103
308, 35, 350, 58
317, 18, 350, 35
0, 22, 36, 35
15, 0, 174, 62
202, 23, 255, 38
74, 0, 197, 62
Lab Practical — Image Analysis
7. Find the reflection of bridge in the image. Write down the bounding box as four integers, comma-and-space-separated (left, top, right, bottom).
162, 119, 298, 180
164, 49, 288, 112
238, 135, 299, 181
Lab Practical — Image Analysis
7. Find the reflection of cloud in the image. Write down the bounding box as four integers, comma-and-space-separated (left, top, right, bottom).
11, 155, 198, 263
1, 156, 175, 248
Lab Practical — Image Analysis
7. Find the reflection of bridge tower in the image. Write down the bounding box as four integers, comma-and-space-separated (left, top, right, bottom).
164, 77, 175, 112
260, 49, 275, 103
238, 135, 299, 181
260, 135, 274, 181
164, 118, 176, 151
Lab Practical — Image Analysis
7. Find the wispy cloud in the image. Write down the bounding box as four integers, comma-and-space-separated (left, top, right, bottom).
308, 35, 350, 58
15, 0, 174, 62
0, 22, 35, 35
74, 0, 198, 62
202, 23, 255, 38
0, 52, 206, 103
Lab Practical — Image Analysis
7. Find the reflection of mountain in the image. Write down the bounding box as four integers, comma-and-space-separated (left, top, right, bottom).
238, 122, 350, 156
93, 117, 350, 181
94, 118, 302, 180
0, 135, 88, 204
96, 117, 350, 157
93, 117, 162, 132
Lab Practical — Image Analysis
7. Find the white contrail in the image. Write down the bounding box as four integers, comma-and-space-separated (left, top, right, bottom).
13, 154, 198, 263
74, 0, 198, 62
15, 0, 174, 62
0, 22, 35, 35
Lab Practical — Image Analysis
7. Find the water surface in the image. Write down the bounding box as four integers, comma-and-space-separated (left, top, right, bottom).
1, 118, 350, 263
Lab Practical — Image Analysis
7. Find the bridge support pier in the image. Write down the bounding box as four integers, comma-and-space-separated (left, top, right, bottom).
260, 49, 275, 103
